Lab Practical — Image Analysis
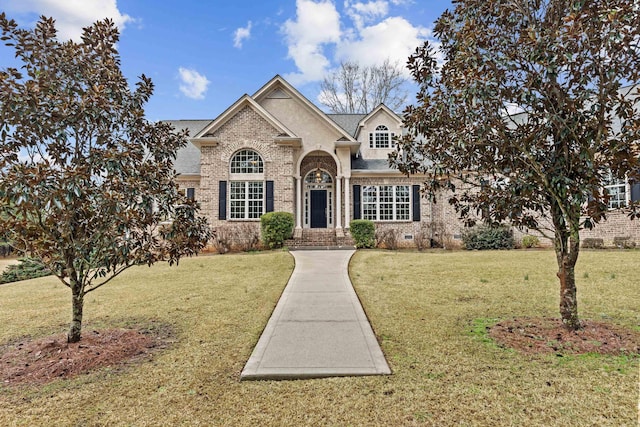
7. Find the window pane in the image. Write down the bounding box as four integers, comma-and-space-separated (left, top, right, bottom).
230, 150, 264, 174
362, 186, 378, 220
396, 185, 410, 220
379, 186, 394, 220
229, 181, 263, 219
604, 173, 627, 209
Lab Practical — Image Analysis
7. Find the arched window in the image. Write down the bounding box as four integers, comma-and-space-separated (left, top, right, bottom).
230, 149, 263, 174
229, 149, 265, 219
369, 125, 394, 149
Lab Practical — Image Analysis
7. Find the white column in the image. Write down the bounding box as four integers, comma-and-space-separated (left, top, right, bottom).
295, 175, 302, 229
344, 177, 350, 228
336, 175, 342, 229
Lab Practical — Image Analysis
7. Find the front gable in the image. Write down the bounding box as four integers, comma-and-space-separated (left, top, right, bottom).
253, 76, 358, 155
355, 104, 404, 160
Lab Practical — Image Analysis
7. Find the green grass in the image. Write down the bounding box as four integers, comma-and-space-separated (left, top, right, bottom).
0, 249, 638, 426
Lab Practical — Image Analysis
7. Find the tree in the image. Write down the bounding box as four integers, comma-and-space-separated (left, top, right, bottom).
0, 14, 212, 342
391, 0, 640, 330
319, 59, 409, 113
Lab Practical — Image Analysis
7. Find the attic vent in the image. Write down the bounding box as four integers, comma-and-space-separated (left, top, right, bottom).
266, 88, 290, 99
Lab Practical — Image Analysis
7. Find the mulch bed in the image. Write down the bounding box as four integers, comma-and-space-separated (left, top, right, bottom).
489, 317, 640, 356
2, 318, 637, 387
1, 326, 170, 386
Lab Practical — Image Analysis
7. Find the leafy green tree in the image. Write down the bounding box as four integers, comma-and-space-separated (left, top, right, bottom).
392, 0, 640, 330
0, 14, 212, 342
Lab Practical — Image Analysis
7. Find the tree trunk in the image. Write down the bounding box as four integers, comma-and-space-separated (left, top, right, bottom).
68, 288, 84, 343
551, 200, 581, 331
557, 250, 580, 330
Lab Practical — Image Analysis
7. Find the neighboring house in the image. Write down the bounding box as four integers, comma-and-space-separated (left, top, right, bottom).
167, 75, 640, 248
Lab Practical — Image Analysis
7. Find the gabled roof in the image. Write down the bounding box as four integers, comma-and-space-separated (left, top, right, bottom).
193, 94, 297, 141
354, 103, 403, 139
253, 75, 357, 143
327, 114, 366, 137
162, 119, 212, 175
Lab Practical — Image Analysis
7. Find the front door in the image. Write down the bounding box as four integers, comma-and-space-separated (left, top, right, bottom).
310, 190, 327, 228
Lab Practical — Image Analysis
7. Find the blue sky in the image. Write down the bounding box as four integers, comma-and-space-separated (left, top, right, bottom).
0, 0, 451, 121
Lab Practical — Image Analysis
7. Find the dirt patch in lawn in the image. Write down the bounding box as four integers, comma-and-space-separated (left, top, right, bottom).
1, 323, 173, 386
490, 317, 640, 356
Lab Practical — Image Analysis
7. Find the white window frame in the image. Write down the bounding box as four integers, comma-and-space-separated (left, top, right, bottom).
362, 185, 411, 221
604, 173, 629, 209
229, 181, 264, 220
230, 149, 264, 174
369, 125, 394, 149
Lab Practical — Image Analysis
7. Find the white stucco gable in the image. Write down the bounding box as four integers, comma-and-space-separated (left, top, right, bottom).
355, 104, 404, 160
253, 76, 359, 157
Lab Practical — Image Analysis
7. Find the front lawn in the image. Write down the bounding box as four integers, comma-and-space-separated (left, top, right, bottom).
0, 249, 637, 426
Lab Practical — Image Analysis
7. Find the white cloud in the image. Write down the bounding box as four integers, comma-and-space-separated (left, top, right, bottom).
281, 0, 437, 84
1, 0, 134, 41
336, 16, 431, 76
282, 0, 341, 85
178, 67, 210, 100
233, 21, 252, 49
345, 1, 389, 30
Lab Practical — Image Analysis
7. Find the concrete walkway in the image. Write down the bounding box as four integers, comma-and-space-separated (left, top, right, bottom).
241, 250, 391, 380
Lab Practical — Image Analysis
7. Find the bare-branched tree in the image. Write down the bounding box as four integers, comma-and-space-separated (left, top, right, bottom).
319, 59, 409, 113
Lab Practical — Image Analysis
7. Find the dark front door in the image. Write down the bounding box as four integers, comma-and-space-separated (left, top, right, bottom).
310, 190, 327, 228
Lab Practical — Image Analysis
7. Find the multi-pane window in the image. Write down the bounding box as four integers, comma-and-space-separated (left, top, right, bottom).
230, 149, 264, 174
362, 185, 410, 221
369, 125, 393, 148
604, 173, 628, 209
230, 181, 264, 219
229, 149, 264, 219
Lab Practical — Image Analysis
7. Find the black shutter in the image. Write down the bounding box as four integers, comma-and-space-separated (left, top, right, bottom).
353, 185, 361, 220
266, 180, 274, 213
186, 187, 195, 201
631, 182, 640, 202
369, 133, 373, 148
219, 181, 227, 220
412, 185, 421, 222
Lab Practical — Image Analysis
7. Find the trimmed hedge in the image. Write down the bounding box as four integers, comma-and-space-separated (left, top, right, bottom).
260, 212, 294, 249
350, 219, 375, 248
582, 238, 604, 249
462, 225, 514, 250
0, 257, 51, 284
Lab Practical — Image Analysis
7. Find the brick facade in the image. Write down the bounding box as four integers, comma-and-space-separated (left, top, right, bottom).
175, 75, 639, 249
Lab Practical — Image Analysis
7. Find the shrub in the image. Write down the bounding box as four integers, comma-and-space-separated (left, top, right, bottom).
462, 225, 514, 250
236, 223, 261, 251
261, 212, 294, 249
350, 219, 375, 248
521, 235, 540, 248
377, 228, 400, 250
613, 236, 636, 249
414, 230, 429, 251
0, 242, 13, 257
0, 257, 51, 284
582, 238, 604, 249
212, 226, 232, 254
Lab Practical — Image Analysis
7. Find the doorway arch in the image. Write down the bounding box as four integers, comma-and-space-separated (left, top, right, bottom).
304, 169, 333, 228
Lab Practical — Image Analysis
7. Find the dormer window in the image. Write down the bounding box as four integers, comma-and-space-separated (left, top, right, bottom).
369, 125, 394, 149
